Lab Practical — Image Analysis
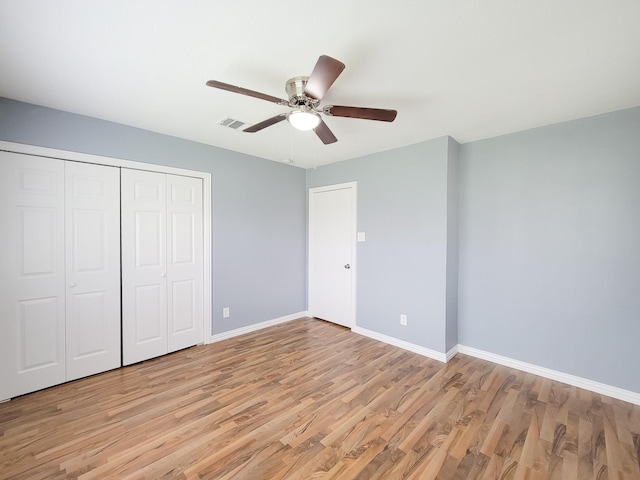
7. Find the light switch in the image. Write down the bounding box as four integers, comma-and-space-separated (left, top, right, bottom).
357, 232, 366, 242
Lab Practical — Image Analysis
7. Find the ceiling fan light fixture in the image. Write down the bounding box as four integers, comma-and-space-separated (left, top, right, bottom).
287, 108, 321, 131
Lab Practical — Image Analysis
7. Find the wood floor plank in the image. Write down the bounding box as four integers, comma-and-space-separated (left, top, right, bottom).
1, 317, 640, 479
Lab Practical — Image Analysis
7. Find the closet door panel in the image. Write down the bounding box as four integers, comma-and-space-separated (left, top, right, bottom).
134, 283, 164, 341
0, 153, 66, 400
65, 162, 121, 381
122, 169, 168, 365
167, 175, 204, 352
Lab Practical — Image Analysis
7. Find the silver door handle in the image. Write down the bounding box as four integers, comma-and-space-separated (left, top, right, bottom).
344, 264, 351, 269
69, 282, 77, 288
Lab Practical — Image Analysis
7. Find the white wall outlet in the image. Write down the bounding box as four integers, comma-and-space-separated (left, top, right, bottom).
400, 314, 407, 326
223, 307, 230, 318
357, 232, 366, 242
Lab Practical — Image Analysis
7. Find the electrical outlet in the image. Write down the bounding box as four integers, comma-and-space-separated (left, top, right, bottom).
223, 307, 230, 318
400, 314, 407, 326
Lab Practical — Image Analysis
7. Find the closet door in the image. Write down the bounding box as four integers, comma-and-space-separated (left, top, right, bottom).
0, 153, 66, 400
167, 175, 204, 352
65, 162, 121, 381
121, 169, 168, 365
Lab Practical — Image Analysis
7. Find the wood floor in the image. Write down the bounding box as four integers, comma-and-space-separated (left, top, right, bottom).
1, 318, 639, 479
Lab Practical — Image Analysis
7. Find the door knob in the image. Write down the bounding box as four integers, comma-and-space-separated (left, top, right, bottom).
69, 282, 77, 288
344, 264, 351, 269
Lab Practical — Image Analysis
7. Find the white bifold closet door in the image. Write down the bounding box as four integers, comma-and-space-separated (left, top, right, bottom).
0, 154, 121, 400
121, 169, 204, 366
65, 161, 121, 381
0, 154, 66, 400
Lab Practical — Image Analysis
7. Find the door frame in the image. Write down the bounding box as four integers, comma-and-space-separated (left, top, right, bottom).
308, 182, 357, 328
0, 141, 213, 344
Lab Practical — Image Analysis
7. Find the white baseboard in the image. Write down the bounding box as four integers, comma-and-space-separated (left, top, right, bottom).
211, 316, 640, 406
208, 311, 308, 344
352, 326, 448, 363
445, 344, 459, 362
457, 345, 640, 406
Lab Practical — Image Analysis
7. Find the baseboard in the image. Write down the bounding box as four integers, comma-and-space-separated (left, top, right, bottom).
352, 326, 448, 363
211, 317, 640, 406
457, 345, 640, 406
208, 311, 308, 344
445, 344, 459, 362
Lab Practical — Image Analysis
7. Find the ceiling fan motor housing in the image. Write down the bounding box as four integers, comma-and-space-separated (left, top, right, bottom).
285, 76, 319, 108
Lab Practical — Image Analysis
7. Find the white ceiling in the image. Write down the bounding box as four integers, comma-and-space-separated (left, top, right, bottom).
1, 1, 639, 169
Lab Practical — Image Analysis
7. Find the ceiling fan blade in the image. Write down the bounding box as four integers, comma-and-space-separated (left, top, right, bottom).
304, 55, 346, 101
243, 113, 287, 133
206, 80, 288, 105
324, 105, 397, 122
313, 120, 338, 145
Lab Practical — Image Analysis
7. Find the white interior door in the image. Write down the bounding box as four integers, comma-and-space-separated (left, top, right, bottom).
167, 175, 204, 352
65, 161, 121, 380
308, 183, 357, 328
121, 169, 168, 365
0, 153, 66, 400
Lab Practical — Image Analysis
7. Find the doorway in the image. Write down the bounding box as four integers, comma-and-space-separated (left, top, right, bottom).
308, 182, 357, 328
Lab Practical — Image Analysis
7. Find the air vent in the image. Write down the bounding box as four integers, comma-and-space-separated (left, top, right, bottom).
217, 117, 247, 130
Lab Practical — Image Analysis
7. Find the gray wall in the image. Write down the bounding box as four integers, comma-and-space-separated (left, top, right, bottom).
307, 137, 458, 353
3, 96, 639, 395
458, 107, 640, 393
445, 136, 459, 351
0, 97, 307, 335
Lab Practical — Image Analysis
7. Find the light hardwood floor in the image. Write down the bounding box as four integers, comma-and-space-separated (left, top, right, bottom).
1, 317, 639, 479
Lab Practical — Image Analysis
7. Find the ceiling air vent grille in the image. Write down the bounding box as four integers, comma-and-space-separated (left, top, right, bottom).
218, 117, 247, 130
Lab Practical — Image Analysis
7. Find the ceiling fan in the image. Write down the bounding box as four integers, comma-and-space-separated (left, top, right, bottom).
206, 55, 397, 145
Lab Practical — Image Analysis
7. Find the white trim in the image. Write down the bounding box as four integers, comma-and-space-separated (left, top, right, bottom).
445, 344, 459, 362
0, 141, 213, 344
208, 311, 308, 344
457, 345, 640, 406
202, 173, 212, 340
1, 141, 202, 177
352, 326, 447, 363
